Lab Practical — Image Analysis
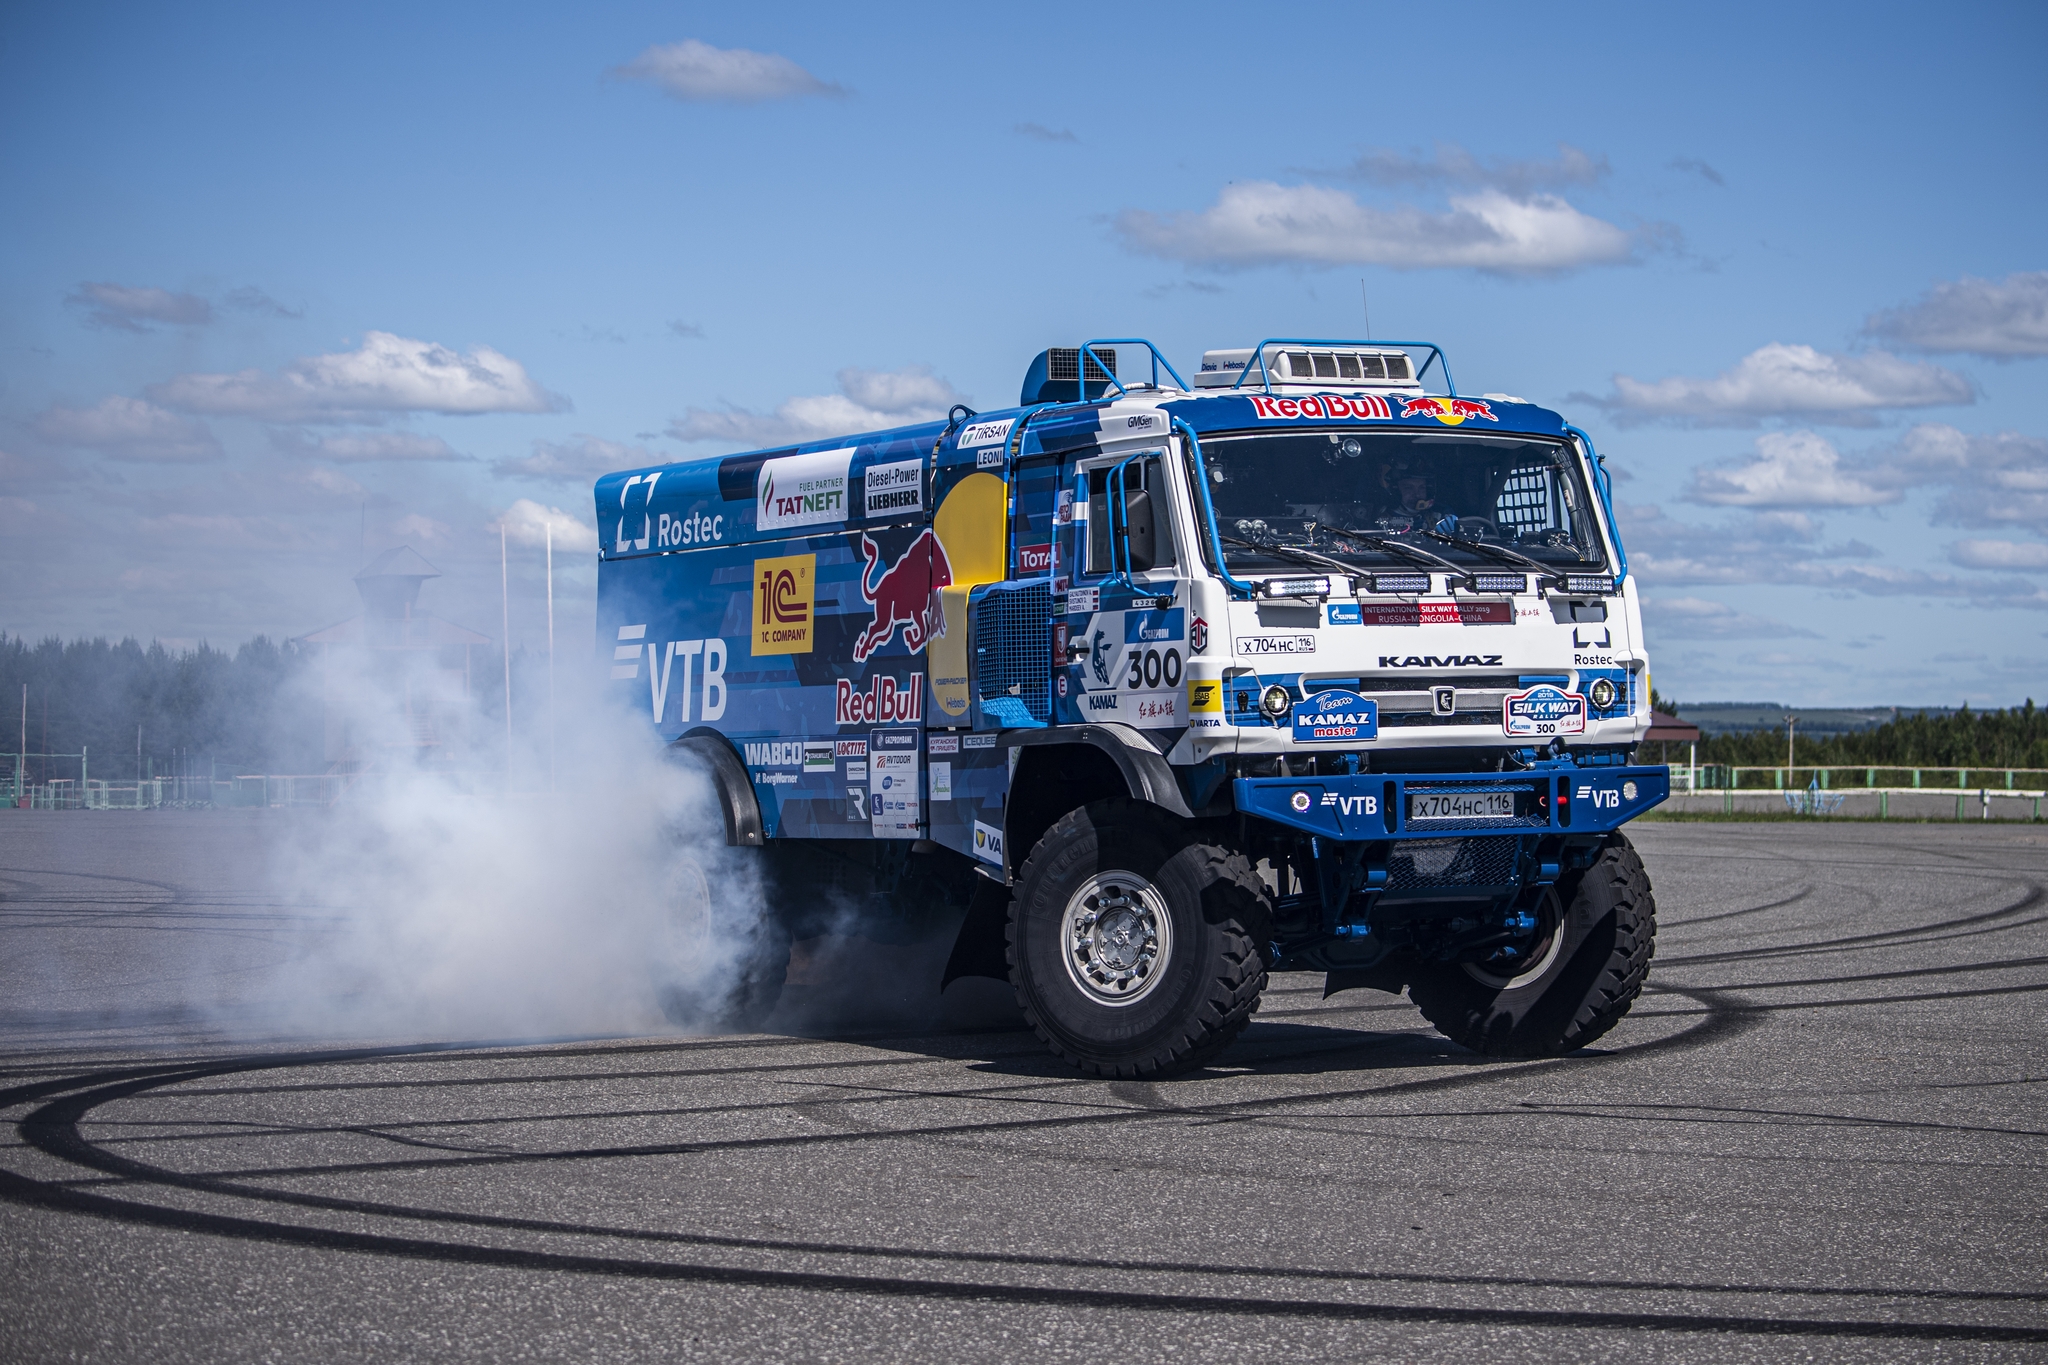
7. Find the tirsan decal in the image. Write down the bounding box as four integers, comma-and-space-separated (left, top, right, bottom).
1291, 689, 1379, 743
614, 472, 660, 552
1378, 653, 1505, 667
752, 552, 814, 655
627, 634, 729, 724
1503, 685, 1587, 738
958, 418, 1015, 450
756, 448, 852, 532
853, 529, 952, 662
1248, 395, 1392, 421
656, 510, 721, 548
835, 673, 925, 726
1017, 542, 1052, 574
1401, 396, 1497, 426
864, 459, 923, 518
1237, 634, 1317, 655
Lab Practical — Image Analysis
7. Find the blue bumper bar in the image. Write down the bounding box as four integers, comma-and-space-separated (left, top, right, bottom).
1232, 765, 1670, 841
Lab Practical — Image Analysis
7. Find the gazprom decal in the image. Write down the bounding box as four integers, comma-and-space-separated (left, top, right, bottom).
757, 448, 852, 532
1503, 685, 1587, 738
1291, 689, 1379, 743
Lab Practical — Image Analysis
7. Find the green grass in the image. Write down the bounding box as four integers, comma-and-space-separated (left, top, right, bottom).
1634, 809, 2041, 824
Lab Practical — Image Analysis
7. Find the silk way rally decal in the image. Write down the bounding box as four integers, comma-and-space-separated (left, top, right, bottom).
1503, 685, 1587, 738
852, 529, 952, 662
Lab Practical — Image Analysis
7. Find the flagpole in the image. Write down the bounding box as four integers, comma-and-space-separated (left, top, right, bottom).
501, 524, 513, 776
546, 522, 556, 792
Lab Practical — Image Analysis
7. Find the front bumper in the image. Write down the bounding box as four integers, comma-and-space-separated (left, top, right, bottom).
1232, 765, 1669, 841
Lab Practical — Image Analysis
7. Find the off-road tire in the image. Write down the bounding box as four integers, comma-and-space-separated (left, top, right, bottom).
1408, 833, 1655, 1058
652, 843, 791, 1033
1008, 799, 1270, 1078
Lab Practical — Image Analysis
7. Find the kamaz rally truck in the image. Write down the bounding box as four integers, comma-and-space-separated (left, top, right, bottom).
596, 339, 1665, 1075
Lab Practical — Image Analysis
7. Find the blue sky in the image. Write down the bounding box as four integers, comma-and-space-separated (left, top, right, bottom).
3, 1, 2044, 706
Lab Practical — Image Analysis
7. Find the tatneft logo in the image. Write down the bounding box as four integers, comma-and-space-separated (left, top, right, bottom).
1248, 395, 1392, 421
757, 448, 852, 532
864, 459, 923, 517
835, 674, 924, 726
614, 472, 661, 552
613, 626, 728, 723
752, 552, 815, 655
958, 418, 1015, 449
1378, 654, 1505, 667
656, 511, 722, 548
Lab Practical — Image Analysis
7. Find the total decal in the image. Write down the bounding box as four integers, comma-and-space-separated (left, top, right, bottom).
1503, 684, 1587, 738
1071, 608, 1186, 728
853, 529, 952, 662
1248, 395, 1392, 421
1402, 396, 1496, 426
835, 673, 925, 726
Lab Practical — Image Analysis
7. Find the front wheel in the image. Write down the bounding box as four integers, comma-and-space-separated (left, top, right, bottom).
1408, 834, 1656, 1057
651, 843, 791, 1032
1009, 801, 1270, 1078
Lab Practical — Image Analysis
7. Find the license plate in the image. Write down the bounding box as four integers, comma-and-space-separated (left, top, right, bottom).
1409, 791, 1515, 822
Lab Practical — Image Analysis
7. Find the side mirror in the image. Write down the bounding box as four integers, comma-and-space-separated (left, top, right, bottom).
1123, 487, 1157, 572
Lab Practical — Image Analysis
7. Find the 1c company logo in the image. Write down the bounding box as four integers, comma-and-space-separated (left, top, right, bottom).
752, 553, 814, 655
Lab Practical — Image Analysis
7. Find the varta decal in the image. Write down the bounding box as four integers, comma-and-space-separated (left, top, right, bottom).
853, 529, 952, 662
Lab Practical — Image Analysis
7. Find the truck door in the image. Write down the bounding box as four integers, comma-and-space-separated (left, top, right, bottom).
1063, 450, 1188, 731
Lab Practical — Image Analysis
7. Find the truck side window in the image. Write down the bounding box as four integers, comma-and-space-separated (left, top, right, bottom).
1085, 455, 1176, 576
1010, 455, 1060, 578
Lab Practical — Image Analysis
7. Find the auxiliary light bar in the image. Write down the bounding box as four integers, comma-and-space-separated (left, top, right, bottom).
1369, 572, 1432, 594
1564, 574, 1616, 594
1262, 575, 1331, 599
1467, 572, 1528, 594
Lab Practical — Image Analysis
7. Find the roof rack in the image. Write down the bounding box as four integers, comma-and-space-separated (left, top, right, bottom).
1226, 338, 1456, 397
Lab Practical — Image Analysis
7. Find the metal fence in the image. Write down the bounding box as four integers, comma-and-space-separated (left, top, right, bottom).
1664, 764, 2046, 821
13, 775, 347, 810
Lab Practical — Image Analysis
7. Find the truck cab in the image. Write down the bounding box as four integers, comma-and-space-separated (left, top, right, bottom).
597, 337, 1665, 1075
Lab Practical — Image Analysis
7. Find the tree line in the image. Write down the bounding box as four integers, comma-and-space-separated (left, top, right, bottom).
1651, 692, 2047, 770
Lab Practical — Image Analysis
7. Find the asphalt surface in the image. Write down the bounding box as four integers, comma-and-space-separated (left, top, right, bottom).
2, 812, 2045, 1362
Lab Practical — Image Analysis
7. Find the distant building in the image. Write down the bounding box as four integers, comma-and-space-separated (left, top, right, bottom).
297, 547, 491, 769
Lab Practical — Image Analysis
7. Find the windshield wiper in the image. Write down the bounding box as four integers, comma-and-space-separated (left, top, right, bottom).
1421, 530, 1559, 578
1333, 530, 1467, 576
1221, 536, 1364, 583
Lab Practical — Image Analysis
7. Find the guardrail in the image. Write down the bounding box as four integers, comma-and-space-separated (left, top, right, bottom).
13, 775, 348, 810
1671, 765, 2048, 794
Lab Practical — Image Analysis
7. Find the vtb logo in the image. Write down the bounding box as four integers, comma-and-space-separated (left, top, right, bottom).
752, 552, 815, 656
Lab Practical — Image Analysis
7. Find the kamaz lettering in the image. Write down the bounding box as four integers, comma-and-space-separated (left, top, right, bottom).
1378, 654, 1505, 667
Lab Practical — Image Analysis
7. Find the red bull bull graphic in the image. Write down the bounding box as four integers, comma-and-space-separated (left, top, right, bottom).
852, 528, 953, 662
1401, 396, 1497, 426
1248, 395, 1392, 421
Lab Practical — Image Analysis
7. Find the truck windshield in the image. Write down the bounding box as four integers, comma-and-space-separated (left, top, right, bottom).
1192, 429, 1608, 573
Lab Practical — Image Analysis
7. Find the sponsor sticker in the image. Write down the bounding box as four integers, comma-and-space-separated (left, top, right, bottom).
1237, 634, 1317, 656
972, 820, 1005, 865
870, 739, 921, 839
1291, 689, 1379, 743
743, 741, 805, 767
1327, 602, 1362, 626
930, 762, 952, 802
1188, 679, 1222, 713
1402, 396, 1498, 426
962, 733, 997, 750
1249, 394, 1392, 421
1503, 685, 1588, 738
802, 743, 834, 772
836, 674, 925, 726
833, 739, 867, 758
1018, 542, 1052, 575
1357, 600, 1512, 627
756, 448, 852, 532
927, 733, 960, 754
958, 418, 1015, 449
846, 762, 867, 782
1378, 653, 1505, 668
751, 552, 815, 655
853, 529, 951, 662
846, 787, 866, 820
1066, 586, 1099, 613
863, 459, 923, 518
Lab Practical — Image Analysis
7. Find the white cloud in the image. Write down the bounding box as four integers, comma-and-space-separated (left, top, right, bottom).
668, 364, 968, 446
1666, 157, 1725, 187
493, 434, 654, 482
493, 499, 598, 552
224, 286, 302, 319
1865, 271, 2048, 358
135, 512, 309, 549
1115, 182, 1638, 275
1687, 430, 1898, 508
273, 429, 468, 463
1331, 142, 1609, 196
1642, 596, 1820, 639
1949, 539, 2048, 570
299, 467, 367, 498
32, 395, 222, 462
611, 39, 843, 103
391, 513, 452, 543
1871, 424, 2048, 533
150, 331, 562, 420
66, 282, 212, 331
1580, 343, 1973, 426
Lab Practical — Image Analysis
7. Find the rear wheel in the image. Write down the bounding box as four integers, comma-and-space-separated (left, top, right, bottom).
1408, 834, 1655, 1057
652, 843, 790, 1032
1009, 800, 1270, 1078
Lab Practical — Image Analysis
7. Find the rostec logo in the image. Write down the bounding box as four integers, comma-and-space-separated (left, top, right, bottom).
853, 529, 952, 662
752, 553, 814, 656
1017, 542, 1052, 574
835, 673, 925, 726
656, 510, 722, 548
1378, 654, 1505, 668
756, 448, 852, 532
1248, 395, 1392, 421
1401, 396, 1497, 426
613, 472, 661, 552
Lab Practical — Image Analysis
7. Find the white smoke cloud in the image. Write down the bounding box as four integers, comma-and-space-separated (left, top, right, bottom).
494, 498, 598, 551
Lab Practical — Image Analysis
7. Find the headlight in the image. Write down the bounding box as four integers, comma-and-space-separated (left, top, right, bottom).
1260, 685, 1293, 718
1589, 678, 1617, 710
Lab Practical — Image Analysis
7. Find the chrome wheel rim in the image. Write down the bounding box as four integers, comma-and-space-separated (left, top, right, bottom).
1061, 872, 1174, 1007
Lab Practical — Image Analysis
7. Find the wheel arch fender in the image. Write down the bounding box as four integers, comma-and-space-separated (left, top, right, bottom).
669, 729, 764, 847
1000, 724, 1194, 878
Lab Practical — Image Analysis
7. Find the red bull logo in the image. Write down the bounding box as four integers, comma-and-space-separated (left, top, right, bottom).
835, 673, 924, 725
852, 528, 953, 662
1401, 396, 1497, 426
1248, 394, 1391, 421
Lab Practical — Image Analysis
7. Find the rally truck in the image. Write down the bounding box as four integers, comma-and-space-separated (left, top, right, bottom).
596, 338, 1665, 1075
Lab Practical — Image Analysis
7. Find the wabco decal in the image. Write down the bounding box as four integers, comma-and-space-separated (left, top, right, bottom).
1378, 654, 1505, 668
1248, 395, 1392, 421
1401, 396, 1497, 426
852, 529, 952, 662
835, 673, 925, 726
1503, 685, 1587, 737
751, 553, 814, 656
756, 448, 852, 532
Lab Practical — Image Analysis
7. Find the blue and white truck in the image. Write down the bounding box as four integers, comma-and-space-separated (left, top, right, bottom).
596, 338, 1666, 1075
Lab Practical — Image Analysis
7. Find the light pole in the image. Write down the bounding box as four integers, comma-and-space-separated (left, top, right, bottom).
1786, 714, 1798, 782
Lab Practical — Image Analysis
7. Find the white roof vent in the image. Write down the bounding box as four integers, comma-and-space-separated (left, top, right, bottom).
1193, 346, 1420, 390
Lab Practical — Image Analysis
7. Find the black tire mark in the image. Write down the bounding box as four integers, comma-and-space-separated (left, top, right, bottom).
1658, 883, 2043, 967
1660, 885, 1813, 931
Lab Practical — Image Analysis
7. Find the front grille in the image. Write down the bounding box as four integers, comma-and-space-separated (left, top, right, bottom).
1386, 836, 1520, 891
975, 585, 1052, 722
